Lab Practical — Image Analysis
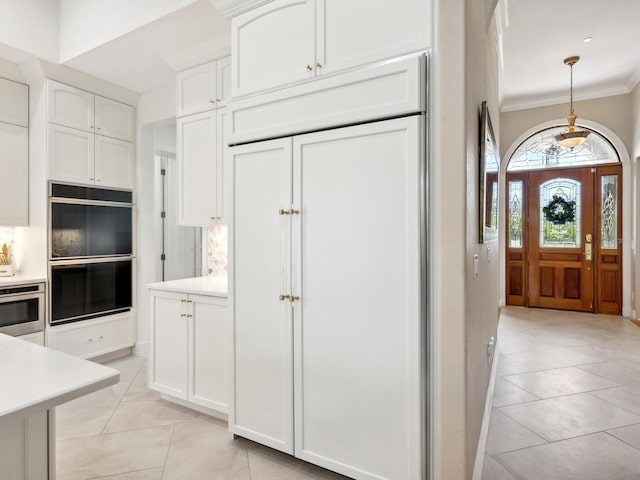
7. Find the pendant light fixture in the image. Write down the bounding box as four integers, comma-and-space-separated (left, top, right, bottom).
555, 55, 590, 148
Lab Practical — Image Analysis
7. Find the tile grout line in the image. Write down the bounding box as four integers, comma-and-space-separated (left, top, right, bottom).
603, 429, 640, 452
160, 423, 175, 480
486, 452, 523, 480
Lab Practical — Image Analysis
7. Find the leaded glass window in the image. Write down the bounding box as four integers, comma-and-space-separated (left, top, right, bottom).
601, 175, 618, 249
509, 181, 523, 248
539, 178, 581, 248
508, 126, 619, 171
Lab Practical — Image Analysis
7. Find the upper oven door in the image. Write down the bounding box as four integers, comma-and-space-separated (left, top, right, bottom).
50, 200, 133, 259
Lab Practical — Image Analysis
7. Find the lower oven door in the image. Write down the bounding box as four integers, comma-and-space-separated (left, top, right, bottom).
0, 286, 45, 336
50, 257, 133, 325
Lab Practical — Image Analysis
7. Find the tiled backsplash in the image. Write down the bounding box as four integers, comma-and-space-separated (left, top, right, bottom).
207, 225, 228, 277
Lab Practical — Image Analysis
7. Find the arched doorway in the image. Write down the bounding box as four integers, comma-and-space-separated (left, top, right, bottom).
504, 124, 623, 314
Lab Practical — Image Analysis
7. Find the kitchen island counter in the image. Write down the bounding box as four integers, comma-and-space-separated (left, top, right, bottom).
0, 333, 119, 479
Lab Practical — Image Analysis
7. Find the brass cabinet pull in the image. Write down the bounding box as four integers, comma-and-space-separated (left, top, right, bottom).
210, 99, 216, 104
306, 65, 313, 72
215, 98, 221, 102
290, 296, 300, 303
279, 294, 291, 301
210, 216, 222, 220
186, 314, 193, 318
180, 313, 186, 317
316, 63, 322, 69
279, 208, 300, 215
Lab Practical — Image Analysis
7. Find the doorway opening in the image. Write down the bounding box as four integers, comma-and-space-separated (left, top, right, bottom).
505, 125, 622, 314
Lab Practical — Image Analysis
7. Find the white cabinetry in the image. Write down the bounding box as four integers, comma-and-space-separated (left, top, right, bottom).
149, 289, 228, 415
0, 122, 28, 226
0, 77, 28, 127
177, 56, 232, 116
176, 56, 230, 226
46, 313, 134, 359
47, 80, 135, 189
230, 117, 421, 479
231, 0, 429, 97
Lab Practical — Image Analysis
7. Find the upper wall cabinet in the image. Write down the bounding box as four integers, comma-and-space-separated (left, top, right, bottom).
0, 123, 28, 225
231, 0, 429, 98
0, 77, 29, 127
177, 56, 232, 117
48, 81, 135, 142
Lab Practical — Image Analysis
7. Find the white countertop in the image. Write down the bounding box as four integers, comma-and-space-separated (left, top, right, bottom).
0, 333, 119, 421
147, 275, 228, 297
0, 274, 47, 287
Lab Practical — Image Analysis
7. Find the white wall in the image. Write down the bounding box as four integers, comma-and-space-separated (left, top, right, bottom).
134, 85, 178, 355
0, 0, 58, 62
58, 0, 199, 62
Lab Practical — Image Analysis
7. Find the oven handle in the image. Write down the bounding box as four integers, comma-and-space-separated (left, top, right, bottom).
50, 197, 133, 208
0, 292, 45, 303
50, 256, 135, 266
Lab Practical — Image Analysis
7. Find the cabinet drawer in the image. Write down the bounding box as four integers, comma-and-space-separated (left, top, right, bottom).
48, 314, 133, 359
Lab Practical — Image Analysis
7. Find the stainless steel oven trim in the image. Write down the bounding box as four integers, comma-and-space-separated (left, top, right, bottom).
50, 255, 135, 266
0, 288, 46, 337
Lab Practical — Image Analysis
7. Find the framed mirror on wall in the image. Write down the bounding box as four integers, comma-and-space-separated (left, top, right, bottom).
479, 101, 499, 243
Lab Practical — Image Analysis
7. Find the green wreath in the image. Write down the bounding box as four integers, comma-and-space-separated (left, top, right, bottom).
542, 195, 576, 225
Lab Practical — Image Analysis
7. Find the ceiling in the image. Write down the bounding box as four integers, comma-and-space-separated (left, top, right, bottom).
63, 0, 230, 94
497, 0, 640, 112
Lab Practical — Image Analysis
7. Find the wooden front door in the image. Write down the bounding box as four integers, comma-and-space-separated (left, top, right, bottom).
506, 164, 622, 314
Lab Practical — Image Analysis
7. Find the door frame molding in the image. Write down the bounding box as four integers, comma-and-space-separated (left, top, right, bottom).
499, 118, 633, 318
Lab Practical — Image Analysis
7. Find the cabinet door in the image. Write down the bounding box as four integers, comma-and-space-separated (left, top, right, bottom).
0, 78, 28, 127
95, 96, 135, 142
292, 117, 422, 479
177, 61, 217, 117
48, 81, 95, 133
189, 294, 229, 412
149, 290, 189, 399
316, 0, 429, 75
0, 123, 28, 225
231, 138, 294, 454
177, 111, 217, 225
216, 56, 232, 108
95, 135, 134, 189
48, 124, 95, 185
214, 107, 228, 221
231, 0, 315, 97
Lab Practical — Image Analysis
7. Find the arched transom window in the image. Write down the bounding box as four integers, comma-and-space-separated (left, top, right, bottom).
507, 126, 619, 171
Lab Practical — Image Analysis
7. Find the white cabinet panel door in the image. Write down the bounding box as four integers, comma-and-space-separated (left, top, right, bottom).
177, 111, 217, 225
190, 295, 229, 412
231, 138, 294, 454
149, 291, 189, 399
0, 123, 28, 225
48, 124, 95, 185
95, 135, 134, 189
48, 81, 95, 133
231, 0, 314, 97
95, 96, 135, 142
317, 0, 429, 76
177, 61, 217, 117
292, 117, 422, 480
217, 56, 232, 108
0, 78, 28, 127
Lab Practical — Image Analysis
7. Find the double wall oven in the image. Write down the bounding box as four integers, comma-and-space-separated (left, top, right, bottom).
49, 183, 133, 326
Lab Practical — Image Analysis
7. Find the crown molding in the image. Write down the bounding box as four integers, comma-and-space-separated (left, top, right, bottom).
625, 64, 640, 94
164, 36, 230, 72
211, 0, 274, 18
501, 82, 632, 113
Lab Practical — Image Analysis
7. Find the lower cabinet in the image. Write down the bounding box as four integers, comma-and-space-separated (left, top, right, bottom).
46, 313, 134, 359
0, 410, 50, 480
148, 289, 228, 415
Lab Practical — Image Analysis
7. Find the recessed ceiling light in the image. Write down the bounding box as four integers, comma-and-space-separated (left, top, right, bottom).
583, 37, 593, 43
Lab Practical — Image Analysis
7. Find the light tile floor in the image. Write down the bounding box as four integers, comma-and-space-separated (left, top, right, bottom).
483, 306, 640, 480
56, 355, 349, 480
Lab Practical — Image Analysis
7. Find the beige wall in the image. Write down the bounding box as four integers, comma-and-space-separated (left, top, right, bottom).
500, 94, 633, 159
431, 0, 501, 478
632, 84, 640, 319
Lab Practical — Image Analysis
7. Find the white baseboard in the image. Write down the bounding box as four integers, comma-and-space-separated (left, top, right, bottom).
471, 341, 501, 480
133, 341, 149, 357
160, 393, 228, 422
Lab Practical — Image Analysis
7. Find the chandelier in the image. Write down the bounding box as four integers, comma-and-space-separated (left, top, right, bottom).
554, 56, 590, 148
